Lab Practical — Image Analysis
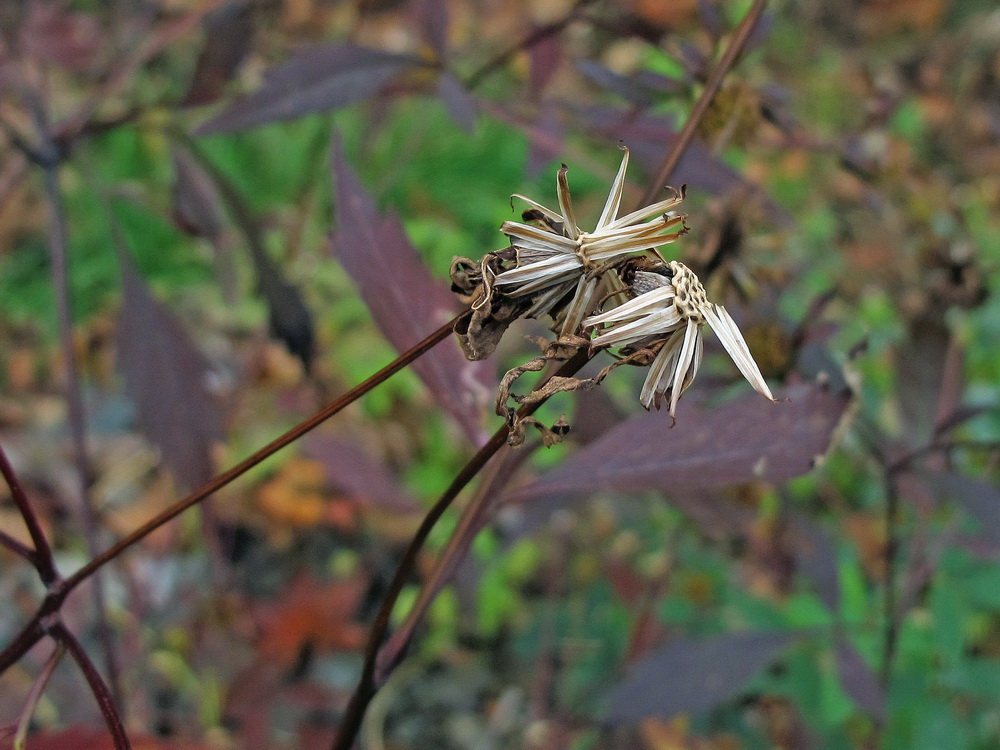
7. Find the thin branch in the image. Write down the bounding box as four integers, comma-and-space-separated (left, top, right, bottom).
639, 0, 769, 207
331, 348, 593, 750
880, 470, 900, 688
0, 529, 37, 567
33, 95, 123, 711
13, 642, 66, 750
63, 315, 459, 594
52, 624, 131, 750
0, 445, 57, 582
463, 0, 597, 90
0, 620, 46, 684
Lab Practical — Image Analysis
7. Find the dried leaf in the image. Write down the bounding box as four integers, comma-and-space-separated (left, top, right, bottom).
197, 43, 422, 135
330, 138, 493, 444
117, 251, 223, 491
835, 637, 885, 720
604, 630, 798, 723
508, 382, 851, 503
181, 1, 255, 107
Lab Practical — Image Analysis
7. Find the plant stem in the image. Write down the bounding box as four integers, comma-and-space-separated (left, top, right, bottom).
0, 445, 58, 582
54, 623, 131, 750
34, 100, 123, 710
332, 348, 593, 750
639, 0, 769, 207
63, 316, 459, 594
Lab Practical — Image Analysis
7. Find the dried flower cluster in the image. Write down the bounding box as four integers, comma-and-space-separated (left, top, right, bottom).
451, 147, 776, 444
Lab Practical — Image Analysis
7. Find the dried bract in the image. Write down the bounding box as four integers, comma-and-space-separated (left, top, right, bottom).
586, 261, 775, 416
494, 147, 687, 337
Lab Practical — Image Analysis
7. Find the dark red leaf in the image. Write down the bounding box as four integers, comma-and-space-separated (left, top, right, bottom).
196, 43, 422, 135
117, 251, 223, 491
329, 138, 493, 444
303, 433, 418, 513
508, 382, 851, 503
437, 72, 476, 133
181, 1, 255, 107
834, 637, 885, 720
604, 630, 798, 723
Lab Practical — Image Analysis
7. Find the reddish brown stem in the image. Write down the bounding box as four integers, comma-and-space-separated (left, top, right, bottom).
332, 348, 593, 750
53, 624, 131, 750
0, 445, 58, 583
63, 316, 459, 594
639, 0, 769, 207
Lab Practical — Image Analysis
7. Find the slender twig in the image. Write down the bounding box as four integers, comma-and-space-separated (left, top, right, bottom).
463, 0, 598, 90
0, 620, 45, 676
32, 96, 123, 711
0, 528, 36, 566
639, 0, 769, 207
13, 642, 66, 750
0, 445, 58, 582
52, 624, 131, 750
0, 315, 460, 679
881, 471, 900, 688
332, 348, 594, 750
64, 316, 459, 593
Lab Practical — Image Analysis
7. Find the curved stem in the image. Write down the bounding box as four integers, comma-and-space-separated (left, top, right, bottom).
638, 0, 769, 207
0, 445, 57, 581
63, 316, 459, 594
332, 348, 593, 750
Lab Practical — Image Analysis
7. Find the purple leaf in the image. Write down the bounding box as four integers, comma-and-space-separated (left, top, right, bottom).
834, 637, 885, 720
576, 60, 685, 106
117, 252, 223, 491
895, 311, 952, 446
927, 472, 1000, 549
181, 1, 255, 107
170, 147, 237, 303
570, 104, 788, 223
329, 138, 493, 445
437, 72, 477, 133
604, 630, 798, 723
411, 0, 450, 58
528, 31, 562, 100
508, 383, 850, 504
196, 43, 422, 135
303, 434, 417, 513
788, 513, 840, 612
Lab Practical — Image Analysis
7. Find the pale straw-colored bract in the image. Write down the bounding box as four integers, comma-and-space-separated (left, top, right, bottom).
585, 262, 776, 416
494, 147, 686, 337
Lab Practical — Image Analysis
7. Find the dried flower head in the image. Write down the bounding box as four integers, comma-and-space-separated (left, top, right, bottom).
494, 147, 687, 337
585, 261, 775, 416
